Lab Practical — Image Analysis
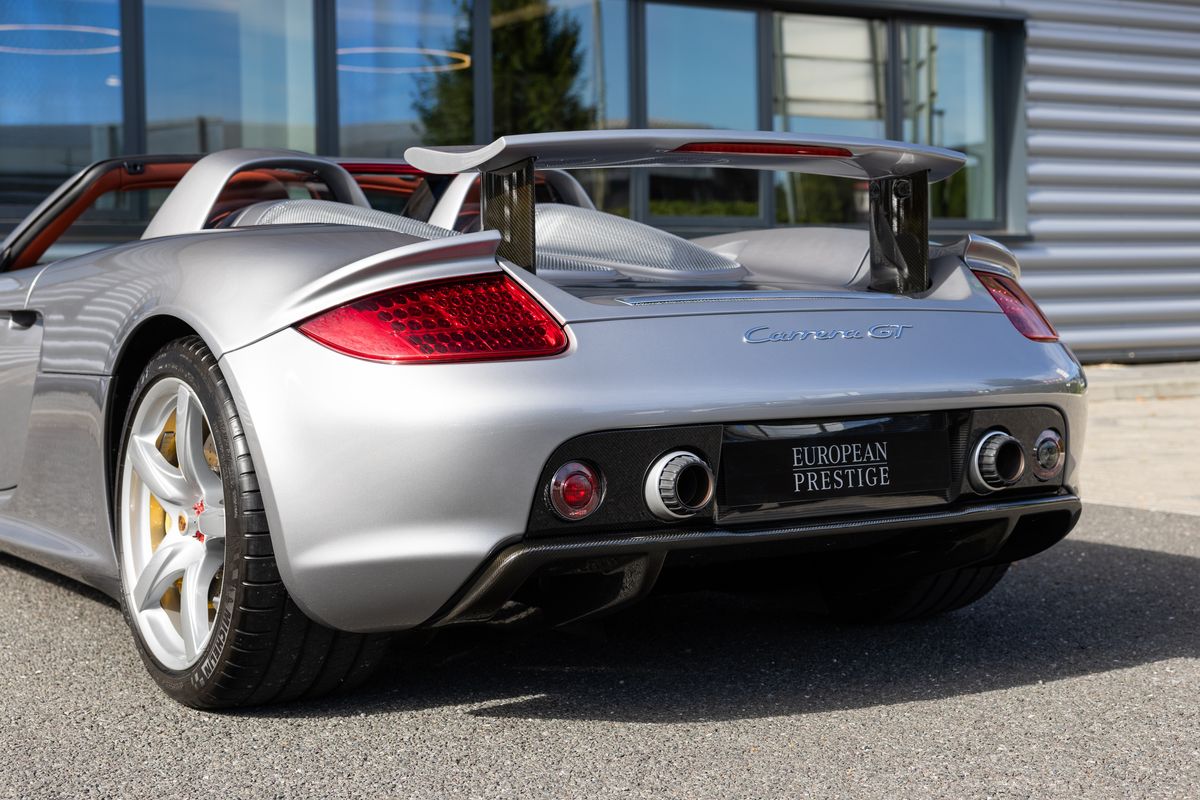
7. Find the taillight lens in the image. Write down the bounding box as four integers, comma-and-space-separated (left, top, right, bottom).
973, 271, 1059, 343
297, 272, 568, 363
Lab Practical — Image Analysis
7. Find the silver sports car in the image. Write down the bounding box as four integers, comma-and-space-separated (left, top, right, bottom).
0, 130, 1085, 708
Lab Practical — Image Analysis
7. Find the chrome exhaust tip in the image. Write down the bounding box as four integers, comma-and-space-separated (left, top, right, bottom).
644, 450, 715, 521
969, 430, 1026, 493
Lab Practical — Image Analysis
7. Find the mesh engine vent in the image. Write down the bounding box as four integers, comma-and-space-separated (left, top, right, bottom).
234, 199, 460, 240
534, 203, 743, 279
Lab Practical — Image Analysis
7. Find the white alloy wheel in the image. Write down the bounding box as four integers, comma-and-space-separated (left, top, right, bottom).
115, 338, 389, 708
118, 376, 227, 671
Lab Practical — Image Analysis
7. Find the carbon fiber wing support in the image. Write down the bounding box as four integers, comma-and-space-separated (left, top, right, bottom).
481, 158, 536, 272
868, 170, 930, 295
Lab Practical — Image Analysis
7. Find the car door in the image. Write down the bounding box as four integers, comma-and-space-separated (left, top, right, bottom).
0, 156, 203, 490
0, 269, 44, 490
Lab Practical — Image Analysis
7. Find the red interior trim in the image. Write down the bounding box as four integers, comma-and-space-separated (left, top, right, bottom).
13, 161, 194, 270
339, 162, 426, 176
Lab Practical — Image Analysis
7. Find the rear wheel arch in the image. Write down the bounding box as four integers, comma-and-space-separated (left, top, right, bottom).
105, 316, 202, 522
104, 318, 294, 621
113, 335, 391, 707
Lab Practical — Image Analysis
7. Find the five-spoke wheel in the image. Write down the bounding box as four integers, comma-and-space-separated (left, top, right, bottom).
119, 376, 227, 671
115, 337, 389, 708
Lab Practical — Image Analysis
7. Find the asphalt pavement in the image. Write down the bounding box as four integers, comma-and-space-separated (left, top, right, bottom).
1, 501, 1198, 799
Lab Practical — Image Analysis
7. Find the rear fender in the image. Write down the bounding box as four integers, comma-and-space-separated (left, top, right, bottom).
280, 231, 503, 330
25, 227, 506, 374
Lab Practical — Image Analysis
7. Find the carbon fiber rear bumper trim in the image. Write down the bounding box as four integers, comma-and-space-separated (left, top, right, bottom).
429, 493, 1081, 626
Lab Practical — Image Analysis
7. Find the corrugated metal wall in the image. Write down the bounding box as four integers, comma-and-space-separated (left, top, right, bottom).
1018, 0, 1200, 362
919, 0, 1200, 362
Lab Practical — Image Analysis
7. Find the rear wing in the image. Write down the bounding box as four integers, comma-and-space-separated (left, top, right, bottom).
406, 130, 967, 295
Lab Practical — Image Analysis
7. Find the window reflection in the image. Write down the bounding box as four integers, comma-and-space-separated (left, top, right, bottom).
492, 0, 628, 214
144, 1, 315, 154
0, 0, 122, 231
0, 0, 1005, 241
773, 13, 885, 225
338, 0, 474, 157
774, 14, 887, 138
646, 3, 759, 219
902, 24, 994, 220
492, 0, 627, 134
571, 168, 629, 217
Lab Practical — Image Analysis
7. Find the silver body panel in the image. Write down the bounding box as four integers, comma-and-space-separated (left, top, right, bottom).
0, 270, 45, 490
0, 372, 114, 591
0, 145, 1087, 632
223, 314, 1083, 632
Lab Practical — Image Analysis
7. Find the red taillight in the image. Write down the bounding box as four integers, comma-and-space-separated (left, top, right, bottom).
973, 271, 1059, 343
297, 273, 568, 363
672, 142, 853, 157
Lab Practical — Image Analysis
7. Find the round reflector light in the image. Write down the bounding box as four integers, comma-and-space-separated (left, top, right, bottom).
1032, 429, 1065, 480
547, 461, 604, 521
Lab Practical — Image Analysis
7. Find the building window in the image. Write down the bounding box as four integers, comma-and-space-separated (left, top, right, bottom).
770, 11, 1000, 227
645, 3, 759, 220
337, 0, 474, 157
0, 0, 123, 229
0, 1, 1014, 240
492, 0, 630, 214
492, 0, 628, 135
144, 0, 316, 153
773, 14, 886, 225
901, 23, 995, 221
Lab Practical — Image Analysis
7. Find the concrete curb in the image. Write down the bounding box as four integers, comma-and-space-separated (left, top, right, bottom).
1085, 363, 1200, 403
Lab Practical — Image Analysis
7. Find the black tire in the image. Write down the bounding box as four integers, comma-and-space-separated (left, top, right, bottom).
821, 563, 1010, 623
115, 336, 390, 708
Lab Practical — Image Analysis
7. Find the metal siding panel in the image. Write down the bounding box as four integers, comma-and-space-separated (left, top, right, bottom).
1026, 105, 1200, 136
1016, 244, 1200, 270
1027, 77, 1200, 108
1029, 131, 1200, 160
1028, 50, 1200, 84
1023, 271, 1200, 298
1021, 2, 1200, 30
1028, 189, 1200, 215
1027, 160, 1200, 187
1006, 4, 1200, 361
1028, 21, 1200, 58
1028, 217, 1200, 240
1058, 324, 1200, 351
1040, 297, 1200, 325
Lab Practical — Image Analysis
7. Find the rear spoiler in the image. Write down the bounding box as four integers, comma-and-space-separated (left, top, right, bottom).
405, 130, 966, 295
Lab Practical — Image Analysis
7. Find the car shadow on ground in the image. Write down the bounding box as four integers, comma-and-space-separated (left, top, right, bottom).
255, 531, 1200, 723
2, 507, 1195, 722
0, 552, 118, 607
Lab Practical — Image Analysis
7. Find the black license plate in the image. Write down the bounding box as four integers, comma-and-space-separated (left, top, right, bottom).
720, 419, 951, 509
